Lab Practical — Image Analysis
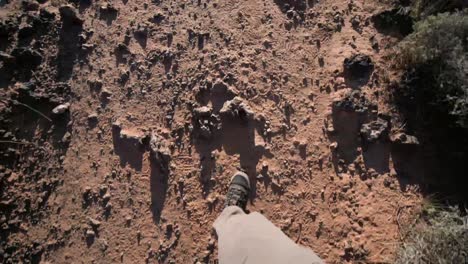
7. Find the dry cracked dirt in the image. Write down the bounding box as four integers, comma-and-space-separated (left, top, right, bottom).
0, 0, 423, 263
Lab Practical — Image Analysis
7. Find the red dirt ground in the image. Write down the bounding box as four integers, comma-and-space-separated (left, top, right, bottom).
0, 0, 421, 263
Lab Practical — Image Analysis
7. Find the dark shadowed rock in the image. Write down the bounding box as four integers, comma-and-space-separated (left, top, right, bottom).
87, 113, 98, 126
272, 0, 308, 21
192, 106, 220, 140
343, 54, 374, 87
219, 97, 254, 121
149, 12, 165, 24
390, 132, 419, 145
119, 129, 145, 147
360, 118, 389, 142
149, 133, 171, 166
111, 122, 146, 170
332, 90, 376, 114
193, 106, 212, 119
88, 217, 101, 229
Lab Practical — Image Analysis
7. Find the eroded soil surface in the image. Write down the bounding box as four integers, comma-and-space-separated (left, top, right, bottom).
0, 0, 421, 263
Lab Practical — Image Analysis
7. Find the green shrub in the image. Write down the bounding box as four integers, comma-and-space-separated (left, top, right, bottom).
394, 8, 468, 264
412, 0, 467, 19
398, 11, 468, 129
395, 205, 468, 264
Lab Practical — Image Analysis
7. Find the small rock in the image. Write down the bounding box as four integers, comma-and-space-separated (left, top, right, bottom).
149, 133, 171, 171
369, 36, 379, 51
332, 90, 375, 114
360, 118, 389, 142
100, 3, 118, 14
271, 180, 283, 193
333, 77, 346, 90
88, 79, 103, 91
137, 230, 142, 243
101, 88, 113, 99
87, 113, 98, 123
125, 216, 132, 226
383, 177, 392, 187
119, 70, 129, 84
105, 202, 112, 212
134, 23, 148, 39
86, 229, 96, 239
298, 141, 307, 150
350, 15, 361, 30
343, 54, 374, 84
207, 238, 215, 251
99, 185, 108, 195
88, 217, 101, 228
220, 97, 254, 121
62, 132, 72, 143
390, 132, 419, 145
99, 238, 109, 252
199, 125, 212, 139
166, 223, 173, 235
82, 187, 92, 203
52, 103, 70, 114
149, 12, 165, 24
193, 106, 212, 118
82, 43, 95, 52
318, 56, 324, 67
326, 122, 335, 133
118, 128, 145, 149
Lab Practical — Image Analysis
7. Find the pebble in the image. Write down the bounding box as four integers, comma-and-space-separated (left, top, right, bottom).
125, 216, 132, 226
86, 229, 96, 239
88, 217, 101, 228
102, 192, 111, 203
390, 132, 419, 145
52, 103, 70, 114
87, 113, 98, 122
101, 88, 113, 99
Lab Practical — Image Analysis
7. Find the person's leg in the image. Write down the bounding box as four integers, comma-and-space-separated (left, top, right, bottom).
213, 172, 323, 264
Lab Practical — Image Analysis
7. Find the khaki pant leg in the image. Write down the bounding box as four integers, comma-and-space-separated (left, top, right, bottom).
214, 206, 324, 264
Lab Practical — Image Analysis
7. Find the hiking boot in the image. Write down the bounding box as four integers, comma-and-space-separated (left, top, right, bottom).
225, 171, 250, 211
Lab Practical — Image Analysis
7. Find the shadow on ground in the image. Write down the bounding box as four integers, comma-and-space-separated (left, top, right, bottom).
191, 81, 272, 199
150, 156, 169, 223
391, 71, 468, 203
112, 126, 145, 171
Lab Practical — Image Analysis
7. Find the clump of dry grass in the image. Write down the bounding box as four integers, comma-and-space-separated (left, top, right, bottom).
395, 204, 468, 264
